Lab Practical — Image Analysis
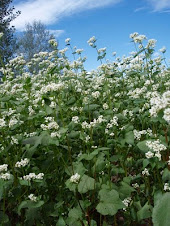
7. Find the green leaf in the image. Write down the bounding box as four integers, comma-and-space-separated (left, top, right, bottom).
19, 178, 30, 186
65, 179, 77, 192
83, 104, 100, 112
78, 175, 95, 193
119, 182, 135, 198
96, 189, 125, 216
22, 136, 41, 145
143, 159, 150, 168
152, 192, 170, 226
137, 202, 152, 221
73, 162, 87, 176
125, 131, 134, 145
97, 55, 105, 61
68, 208, 82, 220
18, 201, 28, 215
95, 147, 110, 151
45, 105, 53, 114
137, 140, 149, 153
162, 168, 170, 182
79, 149, 99, 161
90, 220, 97, 226
56, 217, 66, 226
25, 208, 40, 225
67, 97, 76, 105
18, 200, 44, 215
67, 207, 82, 226
68, 131, 79, 139
0, 211, 9, 223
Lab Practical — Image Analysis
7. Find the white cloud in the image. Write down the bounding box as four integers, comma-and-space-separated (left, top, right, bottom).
48, 29, 65, 38
134, 7, 146, 13
12, 0, 122, 30
146, 0, 170, 12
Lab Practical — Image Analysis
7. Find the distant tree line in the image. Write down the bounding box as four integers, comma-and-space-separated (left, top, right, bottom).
0, 0, 20, 66
0, 0, 56, 69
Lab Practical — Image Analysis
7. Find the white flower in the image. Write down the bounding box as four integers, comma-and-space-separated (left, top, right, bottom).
11, 136, 19, 145
70, 173, 80, 183
41, 118, 59, 130
159, 47, 166, 53
92, 91, 100, 99
164, 183, 170, 191
15, 158, 29, 168
87, 36, 96, 44
51, 132, 61, 138
107, 116, 118, 127
0, 164, 8, 172
132, 183, 139, 189
85, 135, 90, 143
146, 140, 166, 152
28, 194, 37, 202
72, 116, 80, 124
36, 173, 44, 180
0, 173, 11, 180
163, 108, 170, 124
76, 49, 83, 54
65, 38, 71, 44
98, 48, 106, 54
0, 118, 6, 128
145, 151, 154, 159
155, 152, 161, 161
168, 157, 170, 166
122, 197, 132, 210
0, 32, 3, 38
103, 103, 109, 110
48, 39, 58, 47
49, 101, 56, 108
134, 35, 147, 43
142, 168, 150, 176
147, 39, 157, 48
130, 32, 138, 39
110, 132, 114, 136
9, 117, 18, 127
23, 173, 44, 181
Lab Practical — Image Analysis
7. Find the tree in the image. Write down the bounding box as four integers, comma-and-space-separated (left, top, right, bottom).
0, 0, 20, 66
16, 20, 55, 62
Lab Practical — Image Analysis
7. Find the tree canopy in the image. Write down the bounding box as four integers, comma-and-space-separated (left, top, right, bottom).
0, 0, 20, 66
16, 20, 55, 62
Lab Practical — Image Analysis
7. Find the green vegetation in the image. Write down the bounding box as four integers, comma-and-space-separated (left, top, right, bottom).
0, 33, 169, 225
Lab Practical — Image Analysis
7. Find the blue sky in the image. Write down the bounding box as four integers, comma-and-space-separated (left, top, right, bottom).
12, 0, 170, 70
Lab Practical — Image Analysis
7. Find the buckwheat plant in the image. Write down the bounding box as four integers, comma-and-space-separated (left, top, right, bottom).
0, 32, 169, 225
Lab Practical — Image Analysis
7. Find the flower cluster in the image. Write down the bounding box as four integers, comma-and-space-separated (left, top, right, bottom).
145, 140, 167, 161
28, 194, 37, 202
0, 164, 10, 180
15, 158, 29, 168
0, 164, 8, 172
41, 117, 59, 130
22, 173, 44, 181
0, 173, 11, 180
149, 91, 170, 121
164, 183, 170, 191
133, 129, 153, 140
122, 197, 132, 210
70, 173, 80, 184
142, 168, 150, 176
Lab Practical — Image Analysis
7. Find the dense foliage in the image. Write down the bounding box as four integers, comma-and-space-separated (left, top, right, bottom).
0, 0, 20, 66
0, 33, 169, 225
15, 21, 55, 63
